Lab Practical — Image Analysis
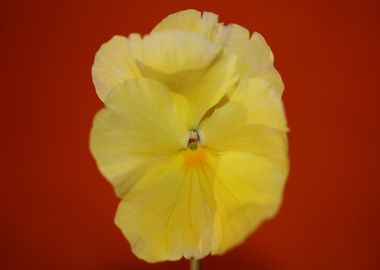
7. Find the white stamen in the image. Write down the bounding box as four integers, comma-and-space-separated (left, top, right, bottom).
197, 128, 206, 145
182, 129, 205, 150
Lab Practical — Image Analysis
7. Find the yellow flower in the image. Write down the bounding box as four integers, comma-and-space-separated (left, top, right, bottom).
90, 9, 289, 263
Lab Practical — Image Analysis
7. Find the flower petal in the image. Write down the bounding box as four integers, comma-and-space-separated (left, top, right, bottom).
115, 149, 219, 262
211, 151, 286, 254
136, 30, 238, 128
179, 50, 238, 128
92, 35, 143, 101
114, 148, 287, 261
152, 9, 219, 40
90, 78, 188, 197
200, 78, 288, 168
230, 78, 287, 130
92, 29, 227, 109
201, 77, 288, 144
153, 10, 284, 94
204, 122, 288, 171
136, 30, 221, 74
217, 25, 284, 93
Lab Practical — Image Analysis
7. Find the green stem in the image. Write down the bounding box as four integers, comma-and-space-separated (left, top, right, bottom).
190, 259, 201, 270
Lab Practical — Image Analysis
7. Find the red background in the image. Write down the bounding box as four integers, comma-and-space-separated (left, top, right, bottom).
1, 0, 379, 269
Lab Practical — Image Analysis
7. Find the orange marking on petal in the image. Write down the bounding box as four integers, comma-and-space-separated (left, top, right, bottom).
183, 146, 207, 168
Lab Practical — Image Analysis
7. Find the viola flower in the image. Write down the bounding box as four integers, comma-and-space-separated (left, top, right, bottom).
90, 9, 289, 263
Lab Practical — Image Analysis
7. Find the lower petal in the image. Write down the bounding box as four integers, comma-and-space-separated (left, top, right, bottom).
211, 151, 286, 254
115, 149, 219, 262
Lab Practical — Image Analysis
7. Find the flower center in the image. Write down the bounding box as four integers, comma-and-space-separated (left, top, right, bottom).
187, 129, 200, 150
183, 129, 207, 166
183, 129, 205, 151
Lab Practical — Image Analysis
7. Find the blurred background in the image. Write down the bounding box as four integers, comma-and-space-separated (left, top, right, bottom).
1, 0, 379, 269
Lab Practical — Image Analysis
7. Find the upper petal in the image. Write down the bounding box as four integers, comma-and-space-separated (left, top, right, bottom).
135, 30, 239, 128
217, 26, 284, 94
92, 29, 238, 127
92, 35, 143, 101
136, 30, 221, 74
152, 9, 219, 40
92, 29, 221, 102
179, 49, 238, 128
153, 10, 284, 94
90, 78, 188, 197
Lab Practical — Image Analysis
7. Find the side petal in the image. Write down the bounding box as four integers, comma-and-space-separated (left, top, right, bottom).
211, 151, 287, 254
200, 77, 288, 168
201, 77, 288, 149
230, 78, 288, 131
115, 149, 220, 262
205, 122, 288, 164
92, 35, 143, 101
90, 78, 188, 197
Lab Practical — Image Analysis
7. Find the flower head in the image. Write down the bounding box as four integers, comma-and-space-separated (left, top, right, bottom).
90, 9, 289, 262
